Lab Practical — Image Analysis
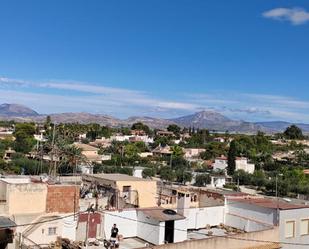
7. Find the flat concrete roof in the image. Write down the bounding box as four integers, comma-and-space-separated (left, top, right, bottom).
0, 177, 31, 184
138, 207, 185, 222
229, 197, 309, 210
84, 173, 152, 182
0, 216, 16, 228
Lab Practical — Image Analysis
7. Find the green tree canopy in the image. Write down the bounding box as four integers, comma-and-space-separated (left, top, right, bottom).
284, 125, 304, 140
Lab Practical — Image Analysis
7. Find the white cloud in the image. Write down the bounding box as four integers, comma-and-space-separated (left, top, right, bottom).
0, 77, 199, 117
1, 76, 309, 122
262, 7, 309, 25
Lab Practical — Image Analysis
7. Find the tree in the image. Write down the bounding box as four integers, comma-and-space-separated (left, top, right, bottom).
167, 124, 181, 136
60, 145, 86, 174
131, 122, 151, 134
176, 170, 192, 184
13, 123, 36, 153
227, 140, 237, 175
171, 145, 184, 157
194, 174, 211, 187
124, 143, 140, 164
284, 125, 304, 140
142, 167, 156, 178
160, 167, 175, 182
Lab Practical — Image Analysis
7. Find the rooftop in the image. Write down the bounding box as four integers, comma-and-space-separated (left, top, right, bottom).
229, 197, 309, 210
0, 177, 31, 184
0, 216, 16, 228
84, 173, 152, 182
74, 143, 98, 151
138, 207, 185, 222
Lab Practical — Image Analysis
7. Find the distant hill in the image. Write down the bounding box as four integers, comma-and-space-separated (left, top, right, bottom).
1, 103, 309, 133
0, 103, 39, 117
124, 116, 175, 129
255, 121, 309, 133
171, 111, 266, 133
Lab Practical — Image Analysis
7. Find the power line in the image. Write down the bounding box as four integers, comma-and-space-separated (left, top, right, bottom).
0, 211, 86, 231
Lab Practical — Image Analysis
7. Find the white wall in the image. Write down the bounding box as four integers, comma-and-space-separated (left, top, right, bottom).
186, 206, 224, 230
137, 211, 162, 245
226, 200, 276, 226
103, 210, 137, 238
174, 219, 188, 243
213, 160, 228, 171
279, 208, 309, 249
62, 215, 77, 241
225, 213, 272, 232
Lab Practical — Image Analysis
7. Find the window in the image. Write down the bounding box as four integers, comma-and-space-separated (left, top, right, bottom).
48, 227, 57, 236
285, 221, 295, 238
301, 219, 309, 236
123, 186, 131, 192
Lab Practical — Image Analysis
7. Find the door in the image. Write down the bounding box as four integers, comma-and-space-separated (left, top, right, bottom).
164, 220, 174, 243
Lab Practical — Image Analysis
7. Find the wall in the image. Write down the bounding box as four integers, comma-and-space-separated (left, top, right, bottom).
279, 208, 309, 249
22, 214, 77, 246
136, 211, 163, 245
46, 185, 79, 213
0, 181, 7, 201
226, 200, 276, 226
103, 210, 137, 238
139, 228, 280, 249
7, 183, 47, 215
174, 219, 188, 243
116, 180, 157, 208
186, 206, 225, 230
225, 213, 273, 232
199, 192, 224, 208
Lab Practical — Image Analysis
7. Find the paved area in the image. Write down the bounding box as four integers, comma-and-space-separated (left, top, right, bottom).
120, 238, 150, 249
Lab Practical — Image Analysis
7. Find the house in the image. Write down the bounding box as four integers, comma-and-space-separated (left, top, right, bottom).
0, 127, 13, 140
152, 145, 172, 156
213, 137, 225, 143
82, 173, 157, 208
210, 175, 232, 188
74, 143, 103, 164
235, 157, 255, 174
138, 152, 153, 158
131, 129, 146, 136
0, 176, 79, 249
89, 137, 111, 148
2, 147, 16, 162
226, 195, 309, 249
133, 167, 145, 178
183, 148, 205, 159
212, 155, 228, 171
102, 207, 187, 245
156, 130, 174, 137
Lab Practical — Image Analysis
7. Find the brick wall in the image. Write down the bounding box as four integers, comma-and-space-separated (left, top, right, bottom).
46, 185, 79, 213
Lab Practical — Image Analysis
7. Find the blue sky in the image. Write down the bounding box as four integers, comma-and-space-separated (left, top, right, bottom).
0, 0, 309, 122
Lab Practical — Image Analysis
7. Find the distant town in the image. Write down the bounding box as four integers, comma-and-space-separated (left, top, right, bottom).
1, 107, 309, 249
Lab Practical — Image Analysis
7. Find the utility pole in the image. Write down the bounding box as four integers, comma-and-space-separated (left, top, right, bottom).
85, 204, 94, 249
275, 173, 283, 225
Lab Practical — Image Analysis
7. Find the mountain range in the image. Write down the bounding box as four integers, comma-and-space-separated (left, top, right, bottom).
0, 103, 308, 133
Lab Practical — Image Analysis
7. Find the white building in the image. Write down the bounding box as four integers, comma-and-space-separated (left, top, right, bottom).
225, 195, 309, 249
210, 175, 231, 188
235, 157, 255, 174
110, 134, 154, 144
212, 156, 228, 171
183, 148, 206, 160
103, 207, 187, 245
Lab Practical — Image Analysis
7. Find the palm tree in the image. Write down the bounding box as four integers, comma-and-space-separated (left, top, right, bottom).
60, 145, 87, 174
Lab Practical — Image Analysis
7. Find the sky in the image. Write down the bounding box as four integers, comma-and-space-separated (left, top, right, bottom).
0, 0, 309, 122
